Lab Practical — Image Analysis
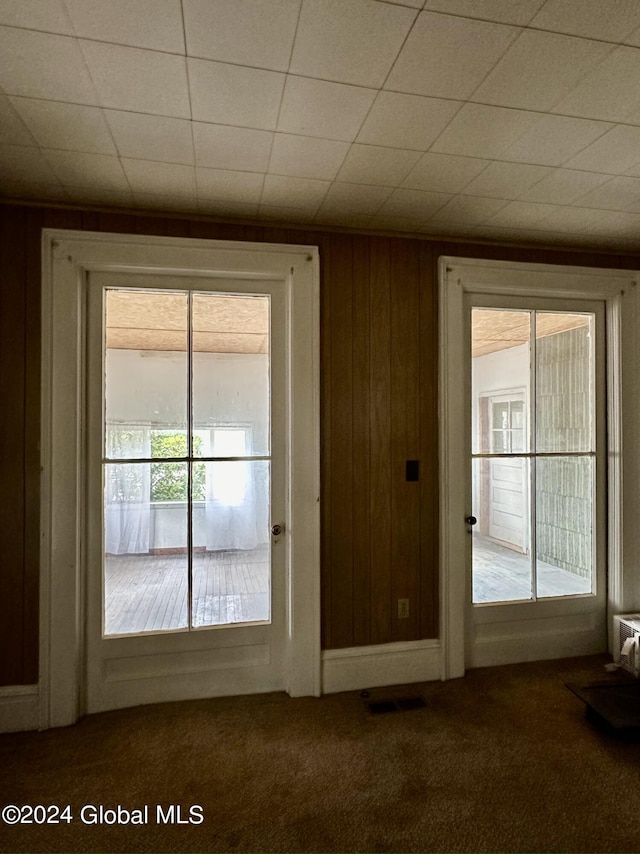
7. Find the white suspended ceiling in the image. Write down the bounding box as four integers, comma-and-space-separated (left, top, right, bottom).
2, 0, 640, 249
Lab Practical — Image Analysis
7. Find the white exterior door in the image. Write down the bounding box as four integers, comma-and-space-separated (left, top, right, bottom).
467, 294, 607, 666
85, 272, 289, 713
440, 258, 640, 681
41, 232, 320, 729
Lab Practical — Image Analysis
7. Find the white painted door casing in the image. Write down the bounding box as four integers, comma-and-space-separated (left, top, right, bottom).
40, 230, 320, 728
439, 257, 640, 679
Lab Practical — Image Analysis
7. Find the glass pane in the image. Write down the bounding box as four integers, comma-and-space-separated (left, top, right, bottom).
104, 462, 188, 635
536, 457, 593, 598
191, 293, 270, 457
105, 290, 188, 458
192, 460, 270, 627
536, 313, 594, 453
471, 309, 531, 454
472, 457, 532, 603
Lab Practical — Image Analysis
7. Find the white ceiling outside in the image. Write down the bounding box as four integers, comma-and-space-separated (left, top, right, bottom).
2, 0, 640, 249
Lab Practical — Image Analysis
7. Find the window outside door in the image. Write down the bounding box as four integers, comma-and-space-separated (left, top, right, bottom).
466, 295, 607, 667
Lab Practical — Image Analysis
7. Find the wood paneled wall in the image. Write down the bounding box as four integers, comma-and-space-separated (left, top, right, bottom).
0, 202, 637, 686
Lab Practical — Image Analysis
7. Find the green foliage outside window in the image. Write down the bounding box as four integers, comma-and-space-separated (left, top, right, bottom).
151, 432, 206, 501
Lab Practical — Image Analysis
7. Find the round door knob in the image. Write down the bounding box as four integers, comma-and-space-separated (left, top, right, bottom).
271, 524, 283, 536
465, 516, 477, 525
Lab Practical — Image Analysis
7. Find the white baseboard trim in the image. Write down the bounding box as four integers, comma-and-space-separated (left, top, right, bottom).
0, 685, 40, 733
322, 639, 441, 694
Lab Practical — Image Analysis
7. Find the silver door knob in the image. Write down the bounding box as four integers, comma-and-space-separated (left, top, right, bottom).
271, 524, 283, 536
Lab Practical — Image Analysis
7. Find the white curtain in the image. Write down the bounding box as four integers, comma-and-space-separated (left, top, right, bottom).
204, 429, 259, 551
105, 427, 151, 555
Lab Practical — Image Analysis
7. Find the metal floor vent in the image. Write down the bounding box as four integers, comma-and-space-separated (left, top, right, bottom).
365, 695, 427, 715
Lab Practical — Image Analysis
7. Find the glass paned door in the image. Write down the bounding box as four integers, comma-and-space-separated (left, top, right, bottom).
103, 288, 271, 636
471, 308, 596, 605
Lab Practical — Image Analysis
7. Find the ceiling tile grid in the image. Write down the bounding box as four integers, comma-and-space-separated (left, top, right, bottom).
0, 0, 639, 248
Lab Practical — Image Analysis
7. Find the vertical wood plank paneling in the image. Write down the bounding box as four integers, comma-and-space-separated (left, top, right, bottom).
419, 241, 438, 638
43, 208, 83, 231
81, 210, 100, 232
369, 237, 393, 645
352, 236, 371, 646
0, 207, 27, 685
327, 233, 354, 649
390, 240, 421, 643
22, 209, 44, 682
96, 211, 136, 234
4, 199, 640, 685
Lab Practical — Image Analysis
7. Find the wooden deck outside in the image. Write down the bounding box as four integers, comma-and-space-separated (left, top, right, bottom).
104, 537, 591, 636
105, 546, 270, 635
472, 535, 591, 603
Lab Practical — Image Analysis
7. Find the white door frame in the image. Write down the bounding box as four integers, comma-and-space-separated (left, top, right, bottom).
40, 229, 321, 729
439, 256, 640, 680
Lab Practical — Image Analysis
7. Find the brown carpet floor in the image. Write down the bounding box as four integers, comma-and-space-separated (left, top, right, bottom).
2, 654, 640, 853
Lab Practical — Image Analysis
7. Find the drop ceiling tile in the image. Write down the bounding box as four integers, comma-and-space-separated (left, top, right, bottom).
0, 180, 68, 201
564, 125, 640, 174
44, 150, 129, 190
530, 0, 640, 42
431, 104, 540, 159
535, 204, 609, 233
66, 186, 136, 207
121, 159, 196, 195
584, 210, 640, 236
314, 210, 374, 228
133, 193, 198, 213
385, 12, 519, 100
258, 205, 317, 222
402, 152, 488, 193
336, 145, 421, 187
188, 59, 285, 130
12, 98, 116, 154
105, 111, 193, 164
424, 0, 545, 24
278, 76, 376, 142
472, 30, 611, 112
462, 161, 552, 199
484, 199, 559, 227
0, 95, 36, 147
198, 199, 260, 218
572, 176, 640, 211
500, 115, 613, 166
356, 92, 461, 151
368, 213, 425, 232
318, 182, 392, 215
193, 123, 273, 172
0, 0, 74, 34
431, 194, 509, 223
519, 168, 611, 203
261, 174, 329, 210
552, 47, 640, 124
0, 144, 60, 183
0, 27, 99, 104
183, 0, 300, 71
80, 41, 189, 117
290, 0, 416, 87
196, 168, 264, 203
65, 0, 185, 52
268, 134, 349, 180
378, 187, 452, 218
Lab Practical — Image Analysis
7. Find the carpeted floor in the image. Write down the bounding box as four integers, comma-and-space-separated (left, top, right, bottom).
2, 654, 640, 853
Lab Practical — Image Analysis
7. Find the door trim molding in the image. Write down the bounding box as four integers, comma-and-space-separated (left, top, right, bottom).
40, 229, 321, 728
439, 257, 640, 679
